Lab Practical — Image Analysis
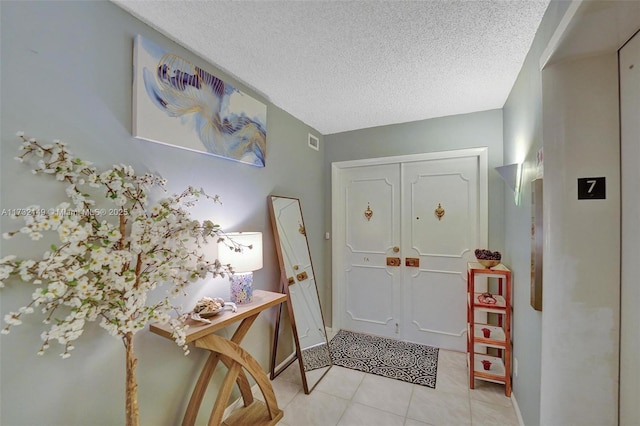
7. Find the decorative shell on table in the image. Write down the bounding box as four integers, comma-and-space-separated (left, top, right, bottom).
190, 297, 237, 323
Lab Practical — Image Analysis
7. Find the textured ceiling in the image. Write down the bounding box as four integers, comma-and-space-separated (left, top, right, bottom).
113, 0, 550, 135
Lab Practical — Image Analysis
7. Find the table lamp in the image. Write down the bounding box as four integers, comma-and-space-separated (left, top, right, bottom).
218, 232, 263, 304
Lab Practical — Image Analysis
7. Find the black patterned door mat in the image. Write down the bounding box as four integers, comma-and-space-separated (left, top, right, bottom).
329, 329, 438, 388
301, 343, 332, 371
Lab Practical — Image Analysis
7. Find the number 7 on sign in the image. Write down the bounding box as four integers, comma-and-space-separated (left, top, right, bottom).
578, 177, 606, 199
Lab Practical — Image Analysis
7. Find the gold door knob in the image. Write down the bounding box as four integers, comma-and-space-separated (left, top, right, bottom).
393, 246, 400, 253
386, 257, 401, 267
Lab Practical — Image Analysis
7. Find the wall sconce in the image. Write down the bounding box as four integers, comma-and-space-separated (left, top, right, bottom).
496, 163, 523, 205
218, 232, 263, 304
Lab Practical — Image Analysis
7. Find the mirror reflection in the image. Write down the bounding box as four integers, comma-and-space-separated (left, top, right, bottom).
268, 195, 331, 393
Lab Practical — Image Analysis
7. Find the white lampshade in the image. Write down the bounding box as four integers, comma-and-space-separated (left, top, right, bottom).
218, 232, 263, 273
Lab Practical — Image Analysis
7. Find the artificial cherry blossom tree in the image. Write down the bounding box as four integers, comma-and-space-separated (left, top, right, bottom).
0, 132, 237, 426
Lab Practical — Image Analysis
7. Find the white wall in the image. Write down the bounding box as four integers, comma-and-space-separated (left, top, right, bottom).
501, 1, 640, 423
541, 52, 620, 425
0, 2, 324, 424
620, 30, 640, 426
501, 2, 573, 424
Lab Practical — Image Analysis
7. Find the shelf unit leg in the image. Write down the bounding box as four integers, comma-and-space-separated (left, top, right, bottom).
468, 269, 475, 390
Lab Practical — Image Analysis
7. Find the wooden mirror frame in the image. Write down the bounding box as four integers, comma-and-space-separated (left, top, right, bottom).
268, 195, 332, 394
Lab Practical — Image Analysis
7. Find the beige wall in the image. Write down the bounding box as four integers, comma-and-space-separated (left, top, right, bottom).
536, 1, 640, 423
503, 1, 640, 423
620, 30, 640, 425
541, 51, 620, 425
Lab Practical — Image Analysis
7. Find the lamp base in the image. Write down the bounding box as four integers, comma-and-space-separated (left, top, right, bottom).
230, 272, 253, 304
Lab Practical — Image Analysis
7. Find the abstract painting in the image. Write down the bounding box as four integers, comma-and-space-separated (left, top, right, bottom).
133, 35, 267, 167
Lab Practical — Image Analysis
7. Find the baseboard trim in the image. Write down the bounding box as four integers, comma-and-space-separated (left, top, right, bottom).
511, 391, 525, 426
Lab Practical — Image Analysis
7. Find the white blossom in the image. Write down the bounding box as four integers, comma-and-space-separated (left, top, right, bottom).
4, 312, 22, 326
0, 132, 231, 361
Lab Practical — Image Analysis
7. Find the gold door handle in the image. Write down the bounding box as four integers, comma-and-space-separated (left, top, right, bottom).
386, 257, 401, 267
405, 258, 420, 267
393, 246, 400, 253
296, 271, 309, 282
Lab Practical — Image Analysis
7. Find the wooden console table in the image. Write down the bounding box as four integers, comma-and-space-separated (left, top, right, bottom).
150, 289, 287, 426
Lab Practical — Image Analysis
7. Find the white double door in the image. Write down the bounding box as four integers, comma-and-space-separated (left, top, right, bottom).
332, 149, 487, 351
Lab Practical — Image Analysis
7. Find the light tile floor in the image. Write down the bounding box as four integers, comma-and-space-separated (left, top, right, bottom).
255, 343, 520, 426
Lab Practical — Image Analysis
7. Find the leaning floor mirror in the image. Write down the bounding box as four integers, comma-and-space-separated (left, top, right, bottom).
268, 195, 332, 393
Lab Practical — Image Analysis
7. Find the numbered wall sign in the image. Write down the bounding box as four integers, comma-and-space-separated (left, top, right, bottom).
578, 177, 606, 199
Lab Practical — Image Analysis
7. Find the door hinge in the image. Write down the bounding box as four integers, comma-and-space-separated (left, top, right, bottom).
395, 323, 399, 334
